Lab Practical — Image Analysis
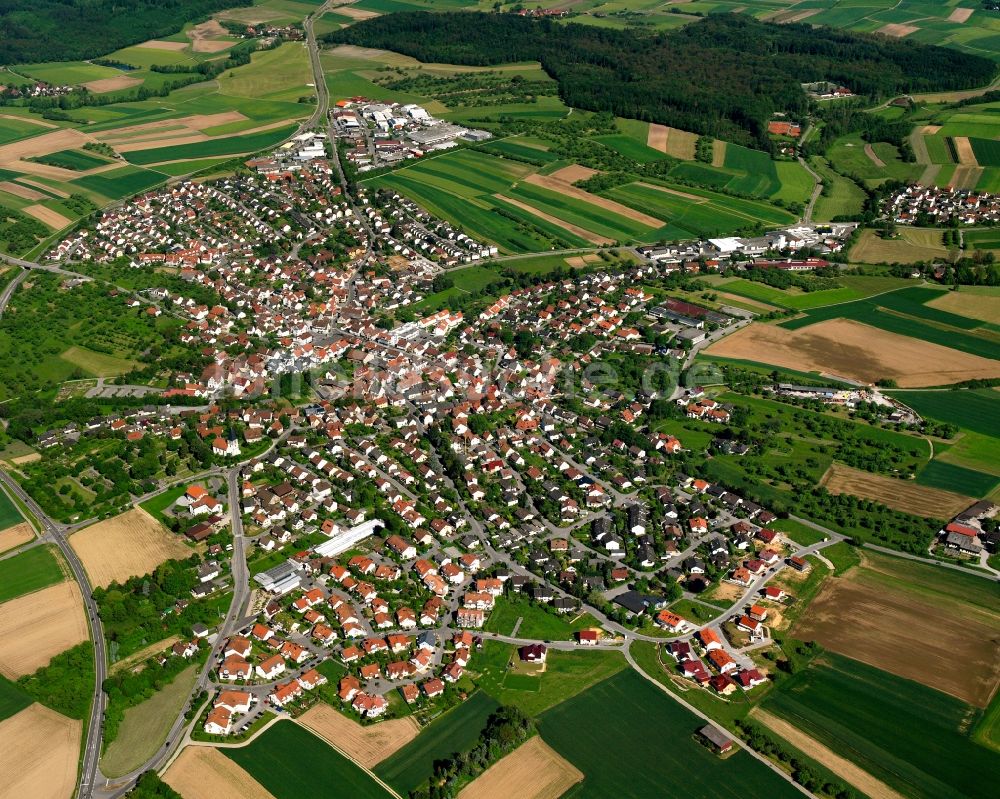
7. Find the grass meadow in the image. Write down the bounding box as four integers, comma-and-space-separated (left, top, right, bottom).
0, 545, 65, 602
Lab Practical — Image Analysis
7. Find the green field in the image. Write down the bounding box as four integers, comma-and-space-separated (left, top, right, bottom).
31, 149, 113, 171
779, 286, 998, 360
226, 719, 392, 799
0, 675, 32, 721
139, 484, 188, 525
480, 138, 561, 165
0, 545, 64, 602
539, 669, 802, 798
763, 653, 1000, 799
916, 459, 999, 497
0, 117, 56, 146
123, 125, 297, 166
100, 664, 198, 777
0, 486, 24, 531
892, 388, 1000, 438
70, 167, 167, 200
808, 156, 866, 221
723, 143, 781, 195
970, 137, 1000, 167
594, 134, 669, 163
374, 691, 499, 794
483, 594, 598, 640
719, 275, 913, 310
15, 61, 120, 86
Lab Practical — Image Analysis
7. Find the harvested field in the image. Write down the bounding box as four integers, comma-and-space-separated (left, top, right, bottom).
188, 20, 235, 53
948, 164, 983, 190
711, 140, 726, 167
777, 9, 821, 24
0, 703, 81, 799
878, 23, 918, 37
83, 76, 142, 93
456, 736, 582, 799
753, 709, 905, 799
116, 134, 209, 153
661, 127, 698, 160
948, 7, 975, 23
926, 289, 1000, 325
647, 123, 668, 153
333, 5, 382, 20
496, 194, 613, 245
523, 173, 663, 228
864, 143, 885, 168
548, 164, 598, 183
0, 128, 92, 167
851, 228, 953, 264
564, 254, 600, 267
164, 746, 276, 799
820, 462, 974, 518
23, 204, 71, 229
921, 125, 942, 135
953, 136, 979, 166
0, 522, 33, 554
10, 452, 41, 464
98, 112, 246, 142
793, 564, 1000, 706
0, 581, 88, 678
714, 291, 781, 313
137, 40, 189, 51
705, 319, 1000, 387
70, 507, 191, 588
299, 703, 420, 768
0, 181, 47, 200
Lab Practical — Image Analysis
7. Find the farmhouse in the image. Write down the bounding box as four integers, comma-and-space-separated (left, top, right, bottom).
699, 724, 734, 754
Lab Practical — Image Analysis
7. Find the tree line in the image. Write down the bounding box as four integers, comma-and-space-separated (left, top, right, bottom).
328, 11, 994, 152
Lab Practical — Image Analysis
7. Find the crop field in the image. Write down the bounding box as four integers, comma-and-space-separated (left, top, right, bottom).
722, 143, 781, 195
916, 459, 998, 497
164, 746, 276, 799
594, 134, 669, 163
123, 124, 297, 165
925, 283, 1000, 324
890, 387, 1000, 437
375, 691, 499, 794
778, 285, 999, 362
715, 277, 909, 311
480, 138, 561, 165
0, 702, 81, 799
706, 318, 1000, 387
70, 166, 167, 200
31, 149, 112, 171
0, 487, 23, 531
299, 703, 420, 768
970, 137, 1000, 167
763, 653, 1000, 799
14, 61, 121, 86
964, 229, 1000, 251
227, 719, 392, 799
100, 664, 198, 777
457, 736, 582, 799
820, 462, 973, 519
793, 549, 1000, 706
539, 669, 802, 798
0, 116, 57, 147
0, 675, 31, 721
851, 227, 956, 264
70, 508, 192, 589
0, 580, 88, 679
0, 545, 65, 603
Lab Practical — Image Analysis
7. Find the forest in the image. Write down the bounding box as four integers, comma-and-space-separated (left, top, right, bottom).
330, 12, 995, 151
0, 0, 250, 64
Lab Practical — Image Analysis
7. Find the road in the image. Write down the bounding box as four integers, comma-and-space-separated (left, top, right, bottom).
0, 267, 26, 316
798, 156, 823, 223
0, 469, 107, 799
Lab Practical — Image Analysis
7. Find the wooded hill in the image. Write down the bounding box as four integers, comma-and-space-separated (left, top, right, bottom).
329, 12, 995, 151
0, 0, 250, 64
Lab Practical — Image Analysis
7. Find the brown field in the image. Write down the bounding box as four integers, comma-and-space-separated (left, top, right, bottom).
948, 7, 975, 23
564, 253, 600, 267
819, 462, 973, 518
711, 139, 727, 167
0, 180, 47, 200
188, 20, 236, 53
138, 40, 189, 51
547, 164, 598, 183
0, 128, 92, 167
83, 76, 143, 93
793, 563, 1000, 706
496, 194, 613, 245
851, 228, 954, 264
0, 522, 34, 554
0, 580, 88, 678
70, 507, 192, 588
646, 123, 668, 153
456, 737, 583, 799
706, 318, 1000, 387
864, 143, 885, 168
921, 125, 942, 135
523, 173, 663, 228
753, 709, 905, 799
927, 289, 1000, 324
97, 112, 249, 155
24, 204, 71, 229
948, 164, 984, 190
953, 136, 979, 166
333, 5, 382, 20
663, 127, 698, 160
10, 451, 42, 464
163, 746, 276, 799
714, 291, 781, 313
0, 704, 82, 799
878, 23, 919, 37
298, 703, 420, 768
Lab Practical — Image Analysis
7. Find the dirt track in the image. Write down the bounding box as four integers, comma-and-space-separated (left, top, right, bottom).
0, 704, 82, 799
299, 703, 420, 768
753, 709, 906, 799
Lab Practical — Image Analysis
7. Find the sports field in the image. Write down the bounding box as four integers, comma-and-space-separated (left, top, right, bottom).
763, 653, 1000, 799
539, 669, 802, 798
375, 691, 499, 794
226, 719, 393, 799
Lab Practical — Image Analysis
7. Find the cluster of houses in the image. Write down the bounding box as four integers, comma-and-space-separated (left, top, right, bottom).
937, 500, 999, 558
886, 185, 1000, 226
